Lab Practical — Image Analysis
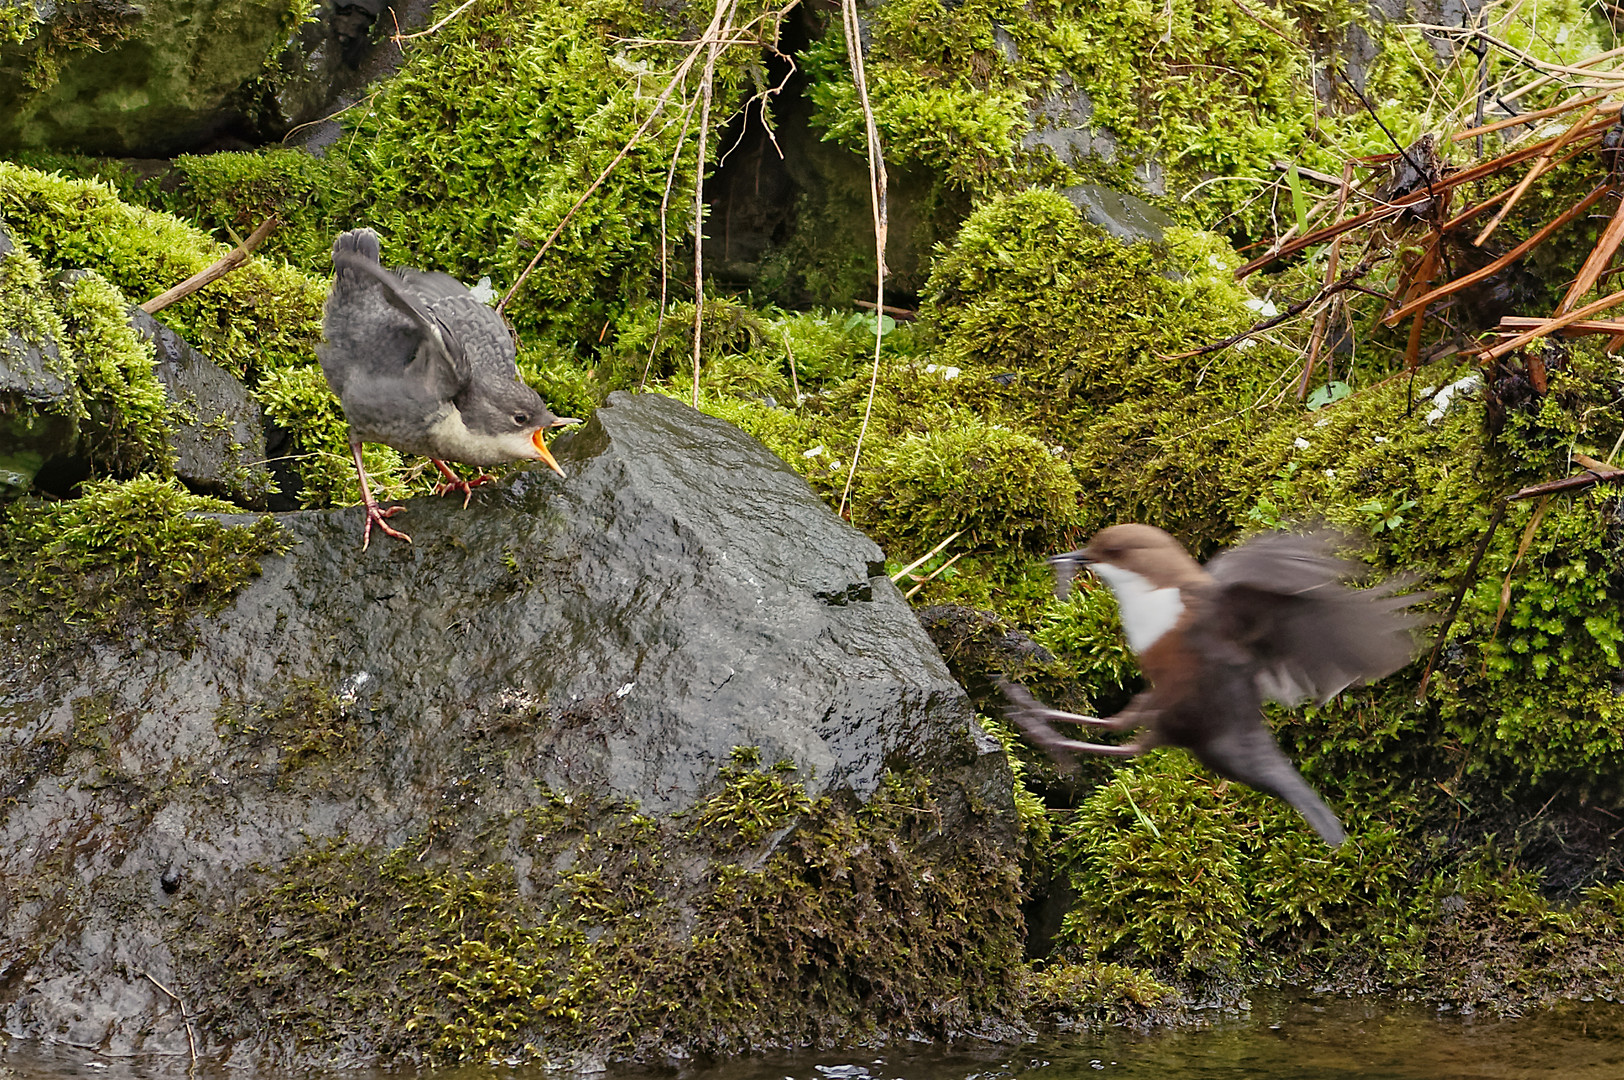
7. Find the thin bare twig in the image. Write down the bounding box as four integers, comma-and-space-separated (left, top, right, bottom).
392, 0, 479, 42
144, 972, 198, 1064
690, 2, 733, 409
1166, 256, 1376, 362
838, 0, 889, 519
641, 88, 701, 393
141, 216, 279, 314
904, 550, 965, 599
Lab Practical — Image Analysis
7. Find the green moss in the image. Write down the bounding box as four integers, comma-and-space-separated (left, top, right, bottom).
185, 761, 1023, 1062
57, 269, 174, 475
0, 475, 285, 630
0, 162, 324, 378
0, 2, 37, 48
855, 412, 1081, 553
1025, 960, 1177, 1017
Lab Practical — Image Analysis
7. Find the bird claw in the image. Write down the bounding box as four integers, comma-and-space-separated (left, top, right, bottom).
360, 500, 411, 550
433, 473, 496, 510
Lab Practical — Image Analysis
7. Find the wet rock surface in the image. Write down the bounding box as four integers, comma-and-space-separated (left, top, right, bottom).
0, 391, 1013, 1060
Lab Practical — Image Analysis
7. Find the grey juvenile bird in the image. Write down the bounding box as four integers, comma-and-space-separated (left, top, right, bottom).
318, 228, 578, 548
1002, 524, 1429, 846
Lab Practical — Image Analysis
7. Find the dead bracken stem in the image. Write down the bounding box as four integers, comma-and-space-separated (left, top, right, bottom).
904, 550, 965, 599
141, 215, 279, 314
890, 529, 963, 584
641, 89, 699, 393
143, 971, 198, 1064
838, 0, 889, 519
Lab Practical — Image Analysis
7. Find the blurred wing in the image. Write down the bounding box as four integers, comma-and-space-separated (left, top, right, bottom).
1206, 529, 1430, 704
1194, 718, 1347, 846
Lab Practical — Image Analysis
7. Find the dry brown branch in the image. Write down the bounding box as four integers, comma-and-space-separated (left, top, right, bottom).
1237, 119, 1615, 278
1493, 314, 1624, 336
853, 298, 916, 320
1384, 184, 1609, 325
1415, 497, 1507, 701
1451, 90, 1609, 142
1492, 495, 1550, 635
904, 550, 965, 599
889, 530, 963, 583
1558, 196, 1624, 313
1166, 257, 1377, 362
838, 0, 889, 520
141, 216, 279, 314
1481, 284, 1624, 362
143, 972, 198, 1063
1297, 161, 1354, 398
690, 3, 733, 409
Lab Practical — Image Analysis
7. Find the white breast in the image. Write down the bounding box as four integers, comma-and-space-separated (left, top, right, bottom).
1091, 563, 1184, 654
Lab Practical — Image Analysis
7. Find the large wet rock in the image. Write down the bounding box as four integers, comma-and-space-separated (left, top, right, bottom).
0, 392, 1017, 1062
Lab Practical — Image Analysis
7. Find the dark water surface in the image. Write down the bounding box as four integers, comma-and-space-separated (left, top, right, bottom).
5, 990, 1623, 1080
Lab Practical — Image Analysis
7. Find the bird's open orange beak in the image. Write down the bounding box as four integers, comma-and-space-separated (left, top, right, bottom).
532, 429, 567, 478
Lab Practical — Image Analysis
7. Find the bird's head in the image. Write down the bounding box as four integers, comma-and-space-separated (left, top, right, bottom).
455, 381, 581, 475
1050, 523, 1206, 596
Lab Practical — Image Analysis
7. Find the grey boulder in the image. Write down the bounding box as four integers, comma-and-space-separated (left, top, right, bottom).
0, 391, 1015, 1062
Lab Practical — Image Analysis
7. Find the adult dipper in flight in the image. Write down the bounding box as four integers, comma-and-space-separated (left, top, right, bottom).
318, 228, 578, 548
1002, 524, 1428, 846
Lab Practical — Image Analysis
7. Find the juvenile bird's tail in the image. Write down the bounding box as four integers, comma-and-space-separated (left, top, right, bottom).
331, 228, 382, 284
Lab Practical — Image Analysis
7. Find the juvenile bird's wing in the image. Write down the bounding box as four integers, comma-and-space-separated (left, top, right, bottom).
395, 269, 520, 382
1205, 529, 1428, 705
332, 251, 471, 397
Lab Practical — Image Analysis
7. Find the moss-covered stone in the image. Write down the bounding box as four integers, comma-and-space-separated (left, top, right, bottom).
183, 761, 1022, 1063
0, 0, 309, 155
0, 474, 284, 630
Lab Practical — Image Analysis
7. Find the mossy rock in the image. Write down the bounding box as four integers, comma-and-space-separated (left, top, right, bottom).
0, 0, 310, 155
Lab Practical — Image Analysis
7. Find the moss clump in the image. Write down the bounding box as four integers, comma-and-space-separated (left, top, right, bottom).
186, 761, 1023, 1063
1025, 961, 1177, 1018
0, 162, 324, 379
0, 475, 285, 630
56, 269, 174, 475
855, 413, 1081, 553
1, 236, 177, 482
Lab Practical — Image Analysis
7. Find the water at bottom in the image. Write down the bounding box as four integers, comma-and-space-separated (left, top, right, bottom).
4, 989, 1621, 1080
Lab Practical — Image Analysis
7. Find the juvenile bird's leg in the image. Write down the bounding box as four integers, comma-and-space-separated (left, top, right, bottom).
999, 682, 1151, 761
350, 439, 411, 550
430, 459, 497, 509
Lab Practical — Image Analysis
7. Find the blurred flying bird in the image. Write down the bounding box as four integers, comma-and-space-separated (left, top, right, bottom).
1002, 524, 1429, 846
318, 228, 578, 548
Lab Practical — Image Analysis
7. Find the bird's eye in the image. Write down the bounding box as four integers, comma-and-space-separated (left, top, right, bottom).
513, 412, 530, 427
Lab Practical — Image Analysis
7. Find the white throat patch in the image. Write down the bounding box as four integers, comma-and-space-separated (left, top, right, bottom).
1091, 563, 1184, 654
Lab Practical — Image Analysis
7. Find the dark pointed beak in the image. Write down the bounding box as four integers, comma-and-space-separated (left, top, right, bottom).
1046, 549, 1094, 598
